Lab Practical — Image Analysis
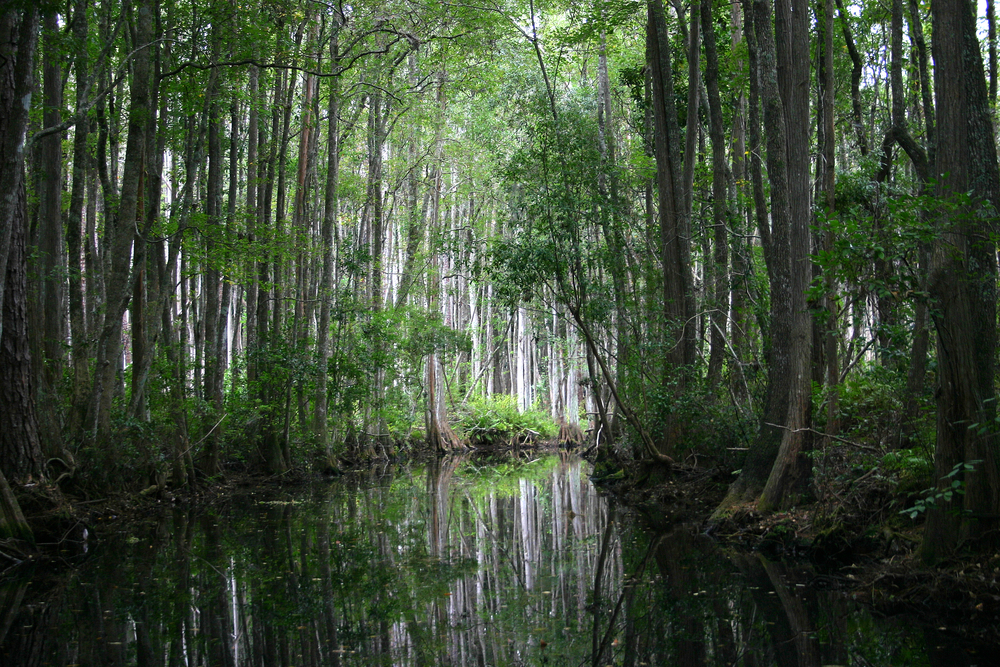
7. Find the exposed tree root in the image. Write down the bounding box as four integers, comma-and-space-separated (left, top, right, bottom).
557, 420, 585, 447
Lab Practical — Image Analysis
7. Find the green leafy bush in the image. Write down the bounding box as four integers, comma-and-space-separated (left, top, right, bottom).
881, 447, 934, 494
456, 394, 557, 446
836, 366, 905, 446
901, 460, 981, 519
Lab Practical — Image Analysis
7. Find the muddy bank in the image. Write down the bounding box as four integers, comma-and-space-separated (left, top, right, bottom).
591, 455, 1000, 647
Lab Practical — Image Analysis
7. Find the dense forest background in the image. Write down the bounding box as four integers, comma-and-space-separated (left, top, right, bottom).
1, 0, 999, 563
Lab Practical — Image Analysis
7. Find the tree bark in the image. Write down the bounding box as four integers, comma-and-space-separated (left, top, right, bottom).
34, 11, 66, 460
714, 0, 795, 515
66, 0, 91, 439
648, 0, 695, 377
0, 7, 39, 345
316, 24, 341, 459
817, 0, 839, 439
702, 0, 729, 389
647, 0, 697, 458
921, 0, 1000, 563
759, 0, 813, 511
835, 0, 868, 156
0, 7, 43, 491
1, 153, 43, 484
91, 0, 154, 443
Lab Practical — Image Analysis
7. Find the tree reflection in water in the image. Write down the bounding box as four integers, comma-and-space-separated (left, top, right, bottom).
0, 454, 982, 666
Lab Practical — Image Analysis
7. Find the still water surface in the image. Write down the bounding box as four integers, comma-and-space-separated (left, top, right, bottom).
0, 455, 990, 666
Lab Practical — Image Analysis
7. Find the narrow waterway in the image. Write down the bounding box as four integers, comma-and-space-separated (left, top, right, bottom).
0, 455, 990, 666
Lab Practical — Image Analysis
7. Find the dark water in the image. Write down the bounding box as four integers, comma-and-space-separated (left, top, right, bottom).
0, 455, 993, 666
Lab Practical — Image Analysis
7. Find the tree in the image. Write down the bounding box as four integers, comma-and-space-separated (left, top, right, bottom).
702, 0, 730, 391
0, 3, 41, 543
920, 0, 1000, 563
758, 0, 814, 510
90, 0, 155, 444
713, 0, 797, 515
647, 0, 696, 380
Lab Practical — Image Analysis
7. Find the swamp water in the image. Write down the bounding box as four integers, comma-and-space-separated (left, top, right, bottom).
0, 455, 993, 666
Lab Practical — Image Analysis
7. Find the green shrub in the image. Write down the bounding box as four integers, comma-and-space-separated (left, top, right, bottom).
882, 447, 934, 494
836, 366, 904, 446
456, 394, 557, 446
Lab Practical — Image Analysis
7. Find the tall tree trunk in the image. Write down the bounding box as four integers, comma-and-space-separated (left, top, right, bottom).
203, 57, 224, 475
91, 0, 153, 443
679, 2, 699, 371
66, 0, 91, 440
759, 0, 813, 511
246, 65, 260, 390
702, 0, 729, 390
818, 0, 840, 440
316, 26, 341, 460
34, 10, 66, 460
880, 0, 932, 446
289, 19, 319, 446
257, 64, 290, 474
597, 29, 628, 438
0, 7, 39, 348
648, 0, 696, 457
729, 0, 752, 407
921, 0, 1000, 563
366, 89, 387, 456
425, 78, 460, 454
1, 155, 43, 485
0, 6, 42, 514
902, 0, 935, 445
714, 0, 795, 515
127, 22, 165, 425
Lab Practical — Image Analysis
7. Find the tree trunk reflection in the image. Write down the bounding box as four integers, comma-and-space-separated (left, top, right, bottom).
0, 457, 970, 665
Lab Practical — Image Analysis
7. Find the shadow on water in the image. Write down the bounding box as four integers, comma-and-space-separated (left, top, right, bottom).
0, 454, 997, 666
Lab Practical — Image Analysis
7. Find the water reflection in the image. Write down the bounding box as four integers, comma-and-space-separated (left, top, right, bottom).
0, 455, 989, 666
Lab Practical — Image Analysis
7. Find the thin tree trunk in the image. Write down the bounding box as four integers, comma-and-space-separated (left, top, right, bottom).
66, 0, 91, 440
728, 0, 751, 406
989, 0, 997, 106
597, 29, 628, 437
819, 0, 839, 438
316, 26, 341, 459
258, 65, 290, 474
91, 0, 153, 443
702, 0, 728, 389
127, 24, 165, 424
367, 89, 387, 456
908, 0, 935, 164
648, 0, 696, 457
835, 0, 868, 156
290, 20, 319, 445
425, 79, 460, 454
